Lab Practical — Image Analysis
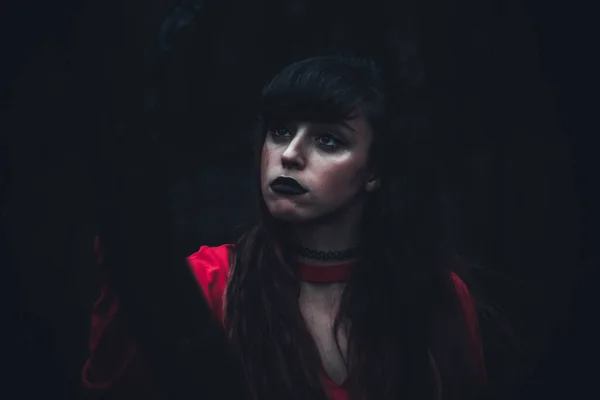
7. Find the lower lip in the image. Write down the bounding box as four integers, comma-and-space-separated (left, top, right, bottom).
270, 184, 308, 196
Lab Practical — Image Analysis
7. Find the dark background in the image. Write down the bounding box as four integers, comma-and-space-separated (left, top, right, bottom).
2, 0, 597, 398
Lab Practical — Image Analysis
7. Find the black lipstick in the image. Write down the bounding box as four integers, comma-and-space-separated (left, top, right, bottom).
270, 177, 308, 195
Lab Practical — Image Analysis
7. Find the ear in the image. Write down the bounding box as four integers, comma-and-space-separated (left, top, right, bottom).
364, 174, 380, 192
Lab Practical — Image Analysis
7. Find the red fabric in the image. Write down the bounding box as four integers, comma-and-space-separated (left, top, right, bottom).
83, 243, 484, 400
450, 271, 488, 383
297, 259, 356, 283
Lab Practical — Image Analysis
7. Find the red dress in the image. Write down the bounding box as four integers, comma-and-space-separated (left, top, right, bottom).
82, 244, 485, 400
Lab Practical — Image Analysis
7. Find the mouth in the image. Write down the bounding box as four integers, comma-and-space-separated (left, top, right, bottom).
269, 176, 308, 195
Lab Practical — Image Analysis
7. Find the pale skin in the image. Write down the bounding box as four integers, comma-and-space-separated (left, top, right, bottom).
260, 111, 380, 384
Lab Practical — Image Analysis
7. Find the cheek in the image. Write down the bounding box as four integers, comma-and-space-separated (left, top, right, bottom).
319, 155, 369, 190
261, 145, 269, 176
261, 143, 277, 188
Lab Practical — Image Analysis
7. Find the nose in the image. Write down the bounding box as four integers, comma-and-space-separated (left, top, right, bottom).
281, 137, 306, 170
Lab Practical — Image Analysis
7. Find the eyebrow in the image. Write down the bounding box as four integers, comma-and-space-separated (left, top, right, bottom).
339, 121, 357, 132
316, 121, 356, 133
288, 120, 357, 134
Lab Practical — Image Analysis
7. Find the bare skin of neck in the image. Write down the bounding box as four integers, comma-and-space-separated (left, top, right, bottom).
299, 281, 349, 385
292, 196, 363, 263
292, 199, 364, 385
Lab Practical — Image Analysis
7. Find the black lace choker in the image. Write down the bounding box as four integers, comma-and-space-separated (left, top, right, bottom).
296, 246, 358, 262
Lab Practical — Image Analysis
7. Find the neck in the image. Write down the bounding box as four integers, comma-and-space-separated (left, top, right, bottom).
300, 280, 346, 311
290, 199, 364, 265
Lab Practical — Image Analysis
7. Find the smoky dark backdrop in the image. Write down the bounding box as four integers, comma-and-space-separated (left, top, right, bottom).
3, 0, 597, 399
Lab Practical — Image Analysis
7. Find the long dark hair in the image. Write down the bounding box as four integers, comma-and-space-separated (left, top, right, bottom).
225, 55, 484, 400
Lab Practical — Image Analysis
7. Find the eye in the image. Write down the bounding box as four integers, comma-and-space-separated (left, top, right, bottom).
315, 134, 343, 150
271, 127, 292, 138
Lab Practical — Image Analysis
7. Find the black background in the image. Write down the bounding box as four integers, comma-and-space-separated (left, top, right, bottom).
3, 0, 597, 398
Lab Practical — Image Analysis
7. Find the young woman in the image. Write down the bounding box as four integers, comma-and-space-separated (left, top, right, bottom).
82, 55, 487, 400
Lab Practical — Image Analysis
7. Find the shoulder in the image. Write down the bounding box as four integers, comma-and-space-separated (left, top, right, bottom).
186, 244, 235, 323
187, 244, 234, 275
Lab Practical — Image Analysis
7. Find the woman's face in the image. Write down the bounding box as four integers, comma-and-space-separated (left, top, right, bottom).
260, 111, 379, 223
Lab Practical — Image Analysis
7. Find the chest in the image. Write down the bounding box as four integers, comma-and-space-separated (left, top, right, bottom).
299, 296, 349, 385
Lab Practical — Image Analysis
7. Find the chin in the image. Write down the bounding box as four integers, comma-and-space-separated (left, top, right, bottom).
265, 201, 314, 223
268, 207, 308, 223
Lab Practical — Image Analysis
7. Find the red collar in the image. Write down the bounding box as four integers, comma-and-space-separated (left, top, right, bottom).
297, 260, 356, 283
